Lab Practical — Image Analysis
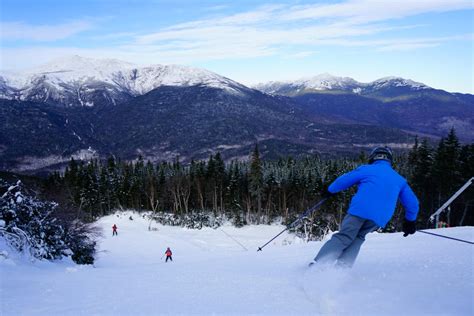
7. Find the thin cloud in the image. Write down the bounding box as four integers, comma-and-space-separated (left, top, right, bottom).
0, 20, 94, 42
377, 42, 440, 51
1, 1, 472, 71
316, 34, 473, 50
133, 1, 472, 59
281, 0, 474, 24
89, 32, 137, 41
285, 51, 318, 59
204, 5, 230, 12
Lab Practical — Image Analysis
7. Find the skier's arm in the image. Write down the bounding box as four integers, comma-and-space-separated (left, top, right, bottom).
399, 183, 419, 221
328, 167, 365, 194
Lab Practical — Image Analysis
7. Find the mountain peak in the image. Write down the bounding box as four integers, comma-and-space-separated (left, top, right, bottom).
31, 55, 135, 74
0, 55, 251, 106
254, 74, 435, 96
298, 73, 360, 88
368, 76, 430, 91
254, 73, 361, 95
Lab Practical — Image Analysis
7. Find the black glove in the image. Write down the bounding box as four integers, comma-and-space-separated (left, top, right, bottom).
321, 189, 334, 199
402, 219, 416, 237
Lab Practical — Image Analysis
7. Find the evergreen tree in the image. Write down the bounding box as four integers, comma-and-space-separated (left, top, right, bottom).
249, 144, 263, 223
409, 138, 435, 224
0, 180, 98, 263
432, 128, 462, 209
33, 129, 472, 240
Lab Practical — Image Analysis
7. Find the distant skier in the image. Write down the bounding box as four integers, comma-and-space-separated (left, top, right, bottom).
164, 247, 173, 262
112, 224, 118, 236
310, 146, 419, 268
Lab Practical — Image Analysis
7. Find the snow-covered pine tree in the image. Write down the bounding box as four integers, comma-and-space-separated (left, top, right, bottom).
0, 180, 68, 259
0, 179, 99, 264
65, 220, 98, 265
249, 144, 263, 224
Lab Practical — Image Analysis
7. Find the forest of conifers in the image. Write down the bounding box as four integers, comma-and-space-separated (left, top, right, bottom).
43, 129, 473, 238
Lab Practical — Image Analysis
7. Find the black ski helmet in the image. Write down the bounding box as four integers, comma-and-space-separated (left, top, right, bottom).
368, 146, 393, 164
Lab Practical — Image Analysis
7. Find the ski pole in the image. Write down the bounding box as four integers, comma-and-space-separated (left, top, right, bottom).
220, 228, 248, 251
418, 230, 474, 245
257, 198, 328, 252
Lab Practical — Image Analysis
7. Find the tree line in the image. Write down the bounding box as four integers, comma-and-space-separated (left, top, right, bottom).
44, 129, 473, 238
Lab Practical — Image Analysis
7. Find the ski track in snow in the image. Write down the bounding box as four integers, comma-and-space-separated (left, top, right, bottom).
1, 211, 473, 316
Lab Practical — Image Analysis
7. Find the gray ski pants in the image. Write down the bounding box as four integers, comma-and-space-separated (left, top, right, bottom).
313, 214, 378, 268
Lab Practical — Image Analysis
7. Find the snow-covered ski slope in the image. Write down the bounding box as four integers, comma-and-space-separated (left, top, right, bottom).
1, 211, 473, 315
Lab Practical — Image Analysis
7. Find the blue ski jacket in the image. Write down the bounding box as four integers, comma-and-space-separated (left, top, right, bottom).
328, 160, 419, 228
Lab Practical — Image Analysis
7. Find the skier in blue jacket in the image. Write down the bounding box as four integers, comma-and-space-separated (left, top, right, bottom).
310, 146, 419, 268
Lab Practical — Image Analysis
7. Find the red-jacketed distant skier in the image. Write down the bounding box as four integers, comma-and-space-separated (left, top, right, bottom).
112, 224, 118, 236
164, 247, 172, 262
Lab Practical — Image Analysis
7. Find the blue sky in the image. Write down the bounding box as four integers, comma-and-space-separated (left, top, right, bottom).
1, 0, 473, 93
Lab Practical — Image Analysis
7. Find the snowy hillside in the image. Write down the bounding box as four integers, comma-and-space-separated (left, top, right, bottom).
368, 76, 429, 90
1, 211, 473, 315
0, 56, 249, 106
254, 73, 361, 95
255, 74, 432, 96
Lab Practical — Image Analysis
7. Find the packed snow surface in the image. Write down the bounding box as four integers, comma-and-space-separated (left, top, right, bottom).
1, 211, 473, 315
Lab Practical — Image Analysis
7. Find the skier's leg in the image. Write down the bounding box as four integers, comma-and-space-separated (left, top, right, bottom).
165, 256, 169, 262
313, 214, 365, 266
336, 220, 378, 268
170, 256, 173, 262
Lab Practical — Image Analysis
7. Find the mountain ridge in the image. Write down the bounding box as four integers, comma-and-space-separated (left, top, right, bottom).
0, 56, 250, 107
253, 73, 437, 98
1, 56, 472, 173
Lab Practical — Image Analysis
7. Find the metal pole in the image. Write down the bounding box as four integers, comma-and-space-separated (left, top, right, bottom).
257, 198, 328, 251
418, 230, 474, 245
429, 177, 474, 223
219, 228, 248, 251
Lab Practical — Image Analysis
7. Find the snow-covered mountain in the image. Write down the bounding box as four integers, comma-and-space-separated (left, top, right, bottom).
0, 55, 250, 107
367, 76, 429, 90
254, 73, 361, 95
1, 57, 472, 172
254, 73, 432, 97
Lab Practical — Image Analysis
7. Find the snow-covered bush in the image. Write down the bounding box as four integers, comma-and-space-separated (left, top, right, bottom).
291, 214, 337, 241
0, 180, 68, 259
65, 220, 99, 265
0, 179, 99, 264
147, 211, 231, 229
232, 212, 246, 228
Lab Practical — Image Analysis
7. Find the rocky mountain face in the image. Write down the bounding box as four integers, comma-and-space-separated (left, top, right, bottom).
254, 74, 435, 97
0, 55, 249, 107
0, 86, 413, 172
254, 74, 474, 141
0, 56, 472, 173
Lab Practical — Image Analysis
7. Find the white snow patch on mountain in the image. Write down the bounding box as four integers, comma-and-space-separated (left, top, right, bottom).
294, 73, 360, 90
255, 73, 433, 95
370, 76, 430, 90
12, 148, 99, 172
0, 56, 249, 103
